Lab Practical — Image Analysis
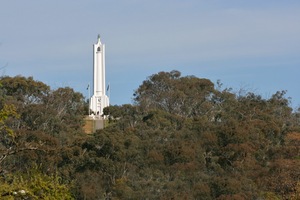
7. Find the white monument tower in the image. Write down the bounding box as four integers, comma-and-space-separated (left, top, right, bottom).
90, 35, 109, 116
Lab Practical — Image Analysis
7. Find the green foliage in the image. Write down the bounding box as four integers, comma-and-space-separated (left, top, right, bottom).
0, 104, 19, 137
0, 76, 85, 137
0, 168, 73, 199
0, 76, 85, 198
0, 76, 50, 104
103, 104, 140, 130
133, 70, 215, 117
1, 72, 300, 199
100, 71, 300, 199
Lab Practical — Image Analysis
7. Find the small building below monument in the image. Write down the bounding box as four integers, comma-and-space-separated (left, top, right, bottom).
83, 116, 105, 134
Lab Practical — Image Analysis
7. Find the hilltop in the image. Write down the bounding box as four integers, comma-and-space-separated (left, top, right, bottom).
0, 71, 300, 199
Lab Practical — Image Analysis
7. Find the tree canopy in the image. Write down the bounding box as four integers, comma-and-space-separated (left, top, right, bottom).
1, 72, 300, 199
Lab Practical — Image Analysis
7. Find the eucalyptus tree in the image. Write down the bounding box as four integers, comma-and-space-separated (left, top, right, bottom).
134, 70, 216, 117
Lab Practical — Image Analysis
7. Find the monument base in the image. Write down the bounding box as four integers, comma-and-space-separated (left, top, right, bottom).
83, 116, 105, 134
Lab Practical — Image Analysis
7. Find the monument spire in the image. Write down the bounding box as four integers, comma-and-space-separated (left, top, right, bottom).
90, 35, 109, 116
97, 34, 101, 43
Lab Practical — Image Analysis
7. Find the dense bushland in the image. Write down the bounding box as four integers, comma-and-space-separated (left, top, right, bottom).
0, 71, 300, 199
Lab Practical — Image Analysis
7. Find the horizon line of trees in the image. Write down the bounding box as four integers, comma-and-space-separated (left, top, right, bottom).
0, 71, 299, 199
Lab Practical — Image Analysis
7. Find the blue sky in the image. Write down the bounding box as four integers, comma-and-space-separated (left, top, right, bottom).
0, 1, 299, 108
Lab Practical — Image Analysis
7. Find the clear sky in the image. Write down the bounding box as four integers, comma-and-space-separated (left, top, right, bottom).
0, 1, 299, 108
